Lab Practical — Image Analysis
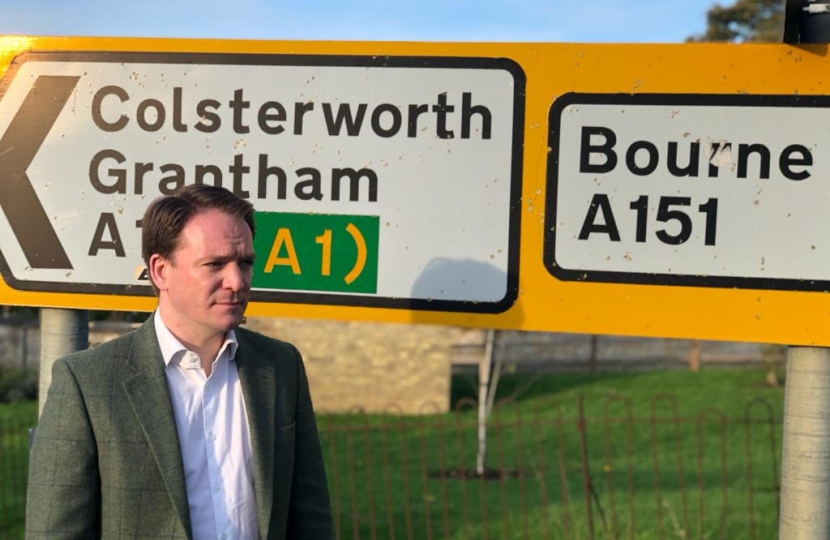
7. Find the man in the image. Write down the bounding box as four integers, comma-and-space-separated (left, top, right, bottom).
26, 184, 332, 540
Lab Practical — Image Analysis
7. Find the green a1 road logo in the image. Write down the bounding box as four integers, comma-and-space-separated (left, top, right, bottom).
253, 212, 379, 294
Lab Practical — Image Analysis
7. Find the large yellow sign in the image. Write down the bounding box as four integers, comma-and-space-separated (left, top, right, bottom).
1, 36, 828, 346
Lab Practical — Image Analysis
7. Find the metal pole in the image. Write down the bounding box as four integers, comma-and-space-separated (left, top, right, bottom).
38, 308, 88, 415
778, 4, 830, 539
22, 324, 28, 369
779, 348, 830, 538
476, 329, 495, 475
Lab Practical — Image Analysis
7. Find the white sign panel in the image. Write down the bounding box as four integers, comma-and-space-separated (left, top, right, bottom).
0, 52, 524, 313
545, 93, 829, 292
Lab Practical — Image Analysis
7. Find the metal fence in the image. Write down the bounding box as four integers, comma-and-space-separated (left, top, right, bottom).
0, 396, 781, 540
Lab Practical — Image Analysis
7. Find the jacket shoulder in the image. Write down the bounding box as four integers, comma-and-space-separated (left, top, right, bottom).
236, 326, 301, 366
59, 325, 140, 371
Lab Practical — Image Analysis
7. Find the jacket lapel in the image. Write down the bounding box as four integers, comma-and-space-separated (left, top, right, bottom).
121, 319, 193, 540
235, 336, 276, 540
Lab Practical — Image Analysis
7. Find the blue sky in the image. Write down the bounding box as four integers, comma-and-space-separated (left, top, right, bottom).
0, 0, 722, 43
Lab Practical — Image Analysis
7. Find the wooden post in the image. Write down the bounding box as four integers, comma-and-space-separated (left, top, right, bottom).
688, 340, 701, 372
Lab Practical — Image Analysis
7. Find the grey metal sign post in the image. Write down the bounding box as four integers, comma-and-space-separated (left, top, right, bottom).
38, 309, 88, 415
778, 3, 830, 538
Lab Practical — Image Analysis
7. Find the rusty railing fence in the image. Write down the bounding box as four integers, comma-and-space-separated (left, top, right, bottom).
318, 395, 781, 540
0, 396, 781, 540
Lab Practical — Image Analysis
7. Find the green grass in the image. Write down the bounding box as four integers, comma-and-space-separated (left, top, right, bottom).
0, 400, 37, 540
319, 368, 784, 540
0, 368, 783, 540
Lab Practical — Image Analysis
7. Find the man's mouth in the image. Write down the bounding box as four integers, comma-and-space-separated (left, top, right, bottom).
216, 299, 247, 307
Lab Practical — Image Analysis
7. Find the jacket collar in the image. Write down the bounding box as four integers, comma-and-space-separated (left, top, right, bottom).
122, 318, 193, 539
234, 329, 277, 540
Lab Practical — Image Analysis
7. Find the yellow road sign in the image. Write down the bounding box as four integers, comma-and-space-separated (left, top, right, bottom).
1, 36, 829, 346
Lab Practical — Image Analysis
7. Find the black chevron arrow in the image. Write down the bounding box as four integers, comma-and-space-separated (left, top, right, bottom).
0, 75, 79, 270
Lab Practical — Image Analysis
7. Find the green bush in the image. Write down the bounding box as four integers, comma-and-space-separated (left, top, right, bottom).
0, 367, 38, 403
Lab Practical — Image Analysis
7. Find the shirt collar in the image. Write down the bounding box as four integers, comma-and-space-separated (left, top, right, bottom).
153, 310, 238, 366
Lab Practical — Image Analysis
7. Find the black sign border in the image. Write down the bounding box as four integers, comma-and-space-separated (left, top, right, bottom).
545, 91, 830, 292
0, 50, 525, 314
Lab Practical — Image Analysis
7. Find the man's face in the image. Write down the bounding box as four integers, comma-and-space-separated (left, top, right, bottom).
150, 208, 255, 345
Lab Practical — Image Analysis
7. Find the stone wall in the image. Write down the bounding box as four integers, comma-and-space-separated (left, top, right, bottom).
0, 317, 457, 414
0, 322, 39, 369
244, 317, 457, 414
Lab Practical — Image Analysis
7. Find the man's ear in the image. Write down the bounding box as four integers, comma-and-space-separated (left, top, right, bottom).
148, 254, 170, 292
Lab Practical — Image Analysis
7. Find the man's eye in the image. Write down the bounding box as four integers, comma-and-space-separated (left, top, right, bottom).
241, 260, 254, 269
206, 261, 223, 268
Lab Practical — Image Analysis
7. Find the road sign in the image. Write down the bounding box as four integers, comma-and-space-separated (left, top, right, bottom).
252, 212, 380, 295
3, 37, 830, 346
0, 48, 522, 313
546, 92, 830, 292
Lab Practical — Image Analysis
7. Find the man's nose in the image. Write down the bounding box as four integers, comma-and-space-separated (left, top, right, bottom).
223, 263, 248, 291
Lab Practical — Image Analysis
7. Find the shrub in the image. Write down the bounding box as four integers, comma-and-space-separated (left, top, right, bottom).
0, 366, 38, 403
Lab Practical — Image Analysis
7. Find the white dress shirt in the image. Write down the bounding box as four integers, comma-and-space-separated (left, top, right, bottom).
154, 311, 259, 540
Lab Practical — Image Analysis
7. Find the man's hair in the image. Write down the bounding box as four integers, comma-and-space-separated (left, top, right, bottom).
142, 184, 256, 292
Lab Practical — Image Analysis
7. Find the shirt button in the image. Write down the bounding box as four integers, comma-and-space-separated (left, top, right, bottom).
214, 483, 222, 492
221, 534, 228, 540
208, 432, 217, 442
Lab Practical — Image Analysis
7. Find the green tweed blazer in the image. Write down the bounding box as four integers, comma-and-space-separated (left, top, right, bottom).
26, 318, 332, 540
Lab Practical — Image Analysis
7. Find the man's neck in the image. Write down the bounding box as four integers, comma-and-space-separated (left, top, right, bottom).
156, 307, 226, 375
176, 336, 223, 376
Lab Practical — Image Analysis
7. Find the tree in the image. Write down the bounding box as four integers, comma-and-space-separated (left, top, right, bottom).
688, 0, 785, 43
